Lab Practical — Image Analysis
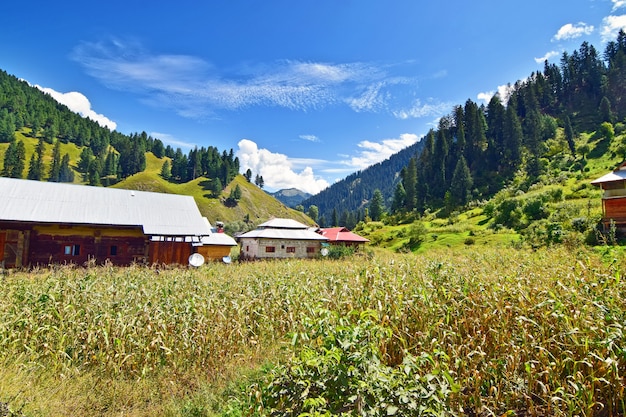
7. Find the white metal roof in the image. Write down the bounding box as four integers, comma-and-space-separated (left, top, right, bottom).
591, 169, 626, 185
258, 218, 310, 229
0, 177, 211, 237
238, 218, 328, 241
237, 228, 328, 241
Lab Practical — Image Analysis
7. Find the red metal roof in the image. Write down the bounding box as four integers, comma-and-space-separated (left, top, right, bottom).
319, 227, 369, 243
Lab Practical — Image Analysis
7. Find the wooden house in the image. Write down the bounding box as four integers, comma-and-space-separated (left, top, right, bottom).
0, 177, 214, 267
195, 220, 237, 261
591, 162, 626, 231
317, 227, 369, 247
237, 218, 327, 260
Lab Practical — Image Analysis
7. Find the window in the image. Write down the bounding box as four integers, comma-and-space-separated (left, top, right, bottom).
306, 246, 315, 253
265, 246, 276, 253
110, 245, 118, 256
286, 247, 296, 253
64, 244, 80, 256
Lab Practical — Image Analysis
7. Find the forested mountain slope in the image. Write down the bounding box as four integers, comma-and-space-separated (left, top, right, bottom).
304, 31, 626, 226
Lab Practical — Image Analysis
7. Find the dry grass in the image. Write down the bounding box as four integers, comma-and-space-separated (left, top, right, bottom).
0, 246, 625, 416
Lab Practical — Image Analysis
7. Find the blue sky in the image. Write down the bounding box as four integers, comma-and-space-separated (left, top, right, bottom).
2, 1, 626, 194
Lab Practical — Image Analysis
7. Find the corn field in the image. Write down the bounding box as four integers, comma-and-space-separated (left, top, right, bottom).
0, 246, 625, 416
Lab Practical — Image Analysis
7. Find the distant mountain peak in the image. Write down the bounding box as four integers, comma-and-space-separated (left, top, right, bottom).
269, 188, 312, 207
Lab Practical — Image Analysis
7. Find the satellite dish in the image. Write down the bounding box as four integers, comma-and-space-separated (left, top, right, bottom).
321, 248, 329, 257
222, 256, 232, 264
188, 253, 205, 267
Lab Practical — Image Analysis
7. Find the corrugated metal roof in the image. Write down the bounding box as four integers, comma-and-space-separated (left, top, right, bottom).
320, 227, 369, 243
0, 177, 211, 236
258, 218, 310, 229
238, 217, 327, 241
591, 169, 626, 184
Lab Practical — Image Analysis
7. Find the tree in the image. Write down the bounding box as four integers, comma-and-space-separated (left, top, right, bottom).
229, 184, 243, 201
77, 147, 93, 173
564, 116, 576, 155
49, 140, 62, 182
27, 139, 45, 180
449, 156, 473, 207
391, 182, 406, 213
59, 153, 75, 183
161, 160, 172, 180
403, 157, 417, 210
2, 140, 26, 178
255, 174, 264, 189
369, 189, 385, 221
244, 168, 253, 182
307, 205, 319, 223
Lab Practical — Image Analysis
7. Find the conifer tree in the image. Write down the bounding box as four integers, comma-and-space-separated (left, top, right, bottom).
403, 157, 417, 211
369, 189, 385, 221
449, 156, 473, 207
59, 154, 75, 183
49, 140, 62, 182
2, 139, 26, 178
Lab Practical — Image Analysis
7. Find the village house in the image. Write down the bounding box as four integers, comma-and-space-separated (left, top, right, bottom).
195, 220, 237, 262
591, 162, 626, 232
237, 218, 327, 260
0, 177, 233, 267
316, 227, 369, 248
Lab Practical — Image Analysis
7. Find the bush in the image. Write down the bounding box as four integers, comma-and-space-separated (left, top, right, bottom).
257, 310, 457, 416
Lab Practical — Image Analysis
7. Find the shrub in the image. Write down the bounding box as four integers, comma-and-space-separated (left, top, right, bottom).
257, 310, 457, 416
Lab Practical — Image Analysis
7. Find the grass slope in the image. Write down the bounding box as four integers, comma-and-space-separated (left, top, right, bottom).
0, 129, 82, 182
355, 126, 622, 252
114, 153, 313, 225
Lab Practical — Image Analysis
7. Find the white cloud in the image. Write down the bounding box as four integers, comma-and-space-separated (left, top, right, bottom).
343, 133, 420, 170
477, 84, 515, 105
34, 85, 117, 130
601, 15, 626, 42
236, 139, 329, 194
149, 132, 196, 150
613, 0, 626, 11
392, 99, 451, 120
552, 22, 594, 41
534, 50, 560, 64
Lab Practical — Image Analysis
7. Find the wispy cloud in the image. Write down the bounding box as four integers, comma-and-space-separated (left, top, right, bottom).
392, 99, 452, 120
601, 14, 626, 42
33, 85, 117, 130
71, 38, 428, 120
534, 50, 560, 64
552, 22, 594, 41
299, 134, 320, 143
150, 132, 196, 150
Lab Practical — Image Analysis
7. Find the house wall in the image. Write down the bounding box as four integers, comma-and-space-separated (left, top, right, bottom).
148, 240, 192, 265
29, 224, 148, 266
239, 238, 321, 260
196, 245, 232, 261
603, 197, 626, 223
0, 222, 154, 267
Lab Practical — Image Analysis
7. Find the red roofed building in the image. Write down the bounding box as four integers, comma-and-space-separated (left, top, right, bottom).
317, 227, 369, 247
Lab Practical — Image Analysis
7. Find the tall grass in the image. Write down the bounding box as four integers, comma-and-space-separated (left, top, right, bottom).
0, 247, 625, 416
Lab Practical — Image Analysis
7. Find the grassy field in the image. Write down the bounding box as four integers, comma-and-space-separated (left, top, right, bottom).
1, 245, 625, 416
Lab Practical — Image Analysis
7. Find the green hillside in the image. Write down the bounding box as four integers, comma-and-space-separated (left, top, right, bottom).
113, 152, 313, 227
0, 129, 83, 183
1, 135, 312, 229
353, 126, 624, 252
